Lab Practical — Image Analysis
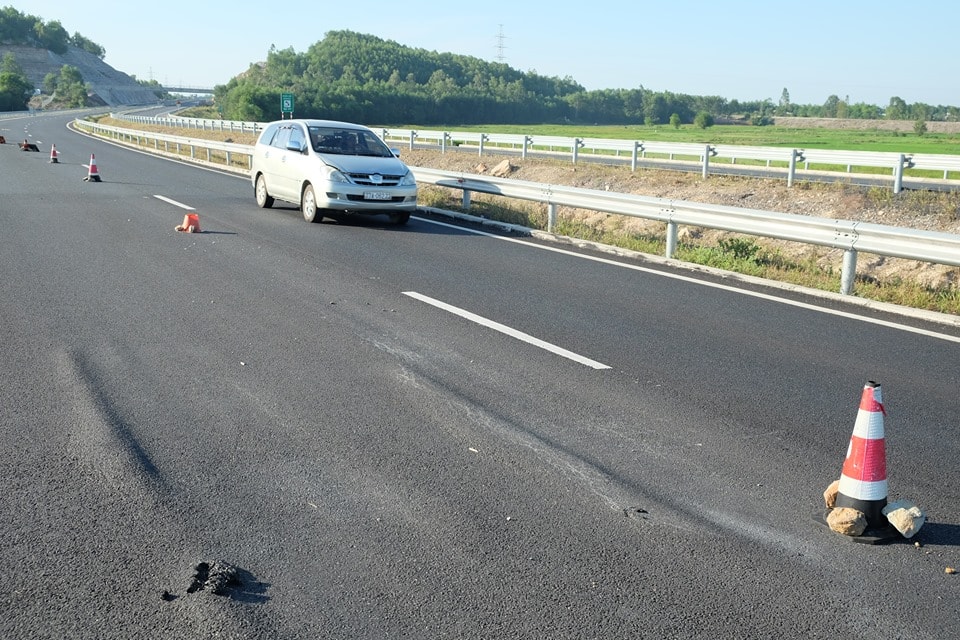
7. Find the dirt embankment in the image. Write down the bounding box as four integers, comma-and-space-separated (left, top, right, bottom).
774, 117, 960, 134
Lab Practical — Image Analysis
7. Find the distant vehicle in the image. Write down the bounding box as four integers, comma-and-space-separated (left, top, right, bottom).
251, 119, 418, 225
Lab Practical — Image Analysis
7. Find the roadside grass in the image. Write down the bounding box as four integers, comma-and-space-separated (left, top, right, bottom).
98, 115, 960, 316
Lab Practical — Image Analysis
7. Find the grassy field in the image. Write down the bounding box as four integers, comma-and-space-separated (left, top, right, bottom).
416, 123, 960, 155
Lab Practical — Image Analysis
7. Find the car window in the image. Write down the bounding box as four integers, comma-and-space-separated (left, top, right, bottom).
308, 126, 392, 157
272, 126, 292, 150
258, 123, 281, 146
288, 125, 305, 151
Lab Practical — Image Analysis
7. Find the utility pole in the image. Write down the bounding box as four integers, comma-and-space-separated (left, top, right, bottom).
495, 24, 507, 63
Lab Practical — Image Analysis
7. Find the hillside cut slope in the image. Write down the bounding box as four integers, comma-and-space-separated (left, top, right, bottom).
2, 44, 158, 106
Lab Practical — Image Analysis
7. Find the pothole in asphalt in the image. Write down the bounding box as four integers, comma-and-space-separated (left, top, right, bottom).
161, 560, 269, 603
187, 561, 241, 595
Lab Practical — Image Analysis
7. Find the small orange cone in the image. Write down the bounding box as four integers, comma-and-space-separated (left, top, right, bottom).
83, 153, 101, 182
49, 144, 59, 163
175, 212, 201, 233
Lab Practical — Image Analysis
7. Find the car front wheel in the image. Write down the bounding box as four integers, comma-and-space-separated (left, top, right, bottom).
255, 174, 274, 208
388, 212, 411, 226
302, 184, 322, 223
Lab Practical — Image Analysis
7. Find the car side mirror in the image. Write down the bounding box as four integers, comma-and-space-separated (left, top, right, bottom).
390, 148, 401, 158
287, 141, 307, 153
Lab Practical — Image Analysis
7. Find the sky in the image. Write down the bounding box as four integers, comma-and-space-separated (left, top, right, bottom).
11, 0, 960, 107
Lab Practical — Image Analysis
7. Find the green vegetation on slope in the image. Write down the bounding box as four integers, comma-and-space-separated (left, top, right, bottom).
212, 30, 960, 128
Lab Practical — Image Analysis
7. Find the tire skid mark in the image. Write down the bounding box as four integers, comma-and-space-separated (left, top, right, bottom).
56, 347, 165, 496
366, 338, 700, 535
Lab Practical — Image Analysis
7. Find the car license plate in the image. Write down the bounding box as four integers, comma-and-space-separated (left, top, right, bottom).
363, 191, 391, 200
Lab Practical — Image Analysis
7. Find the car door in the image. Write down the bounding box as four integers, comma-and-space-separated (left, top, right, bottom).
281, 123, 312, 204
268, 126, 296, 202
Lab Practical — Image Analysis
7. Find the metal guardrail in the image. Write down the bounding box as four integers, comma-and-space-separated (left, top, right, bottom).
114, 113, 960, 193
122, 113, 262, 135
73, 119, 254, 170
412, 166, 960, 296
75, 118, 960, 298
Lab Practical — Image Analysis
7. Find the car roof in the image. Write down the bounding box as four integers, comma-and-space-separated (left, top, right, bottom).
266, 119, 371, 131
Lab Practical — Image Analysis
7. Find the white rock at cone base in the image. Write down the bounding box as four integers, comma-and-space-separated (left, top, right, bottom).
882, 499, 925, 538
827, 507, 867, 536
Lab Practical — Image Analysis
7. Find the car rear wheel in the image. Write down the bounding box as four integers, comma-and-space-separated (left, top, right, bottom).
388, 212, 411, 226
255, 174, 274, 208
302, 184, 322, 223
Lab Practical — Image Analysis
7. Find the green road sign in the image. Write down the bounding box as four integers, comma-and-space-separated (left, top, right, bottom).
281, 93, 294, 114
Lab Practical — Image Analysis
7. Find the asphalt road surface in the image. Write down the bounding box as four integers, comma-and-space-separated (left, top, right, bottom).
2, 113, 959, 639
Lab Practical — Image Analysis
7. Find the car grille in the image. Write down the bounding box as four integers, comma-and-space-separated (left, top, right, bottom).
344, 194, 408, 203
347, 173, 404, 186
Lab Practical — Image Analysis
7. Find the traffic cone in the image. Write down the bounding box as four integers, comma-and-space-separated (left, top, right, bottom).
83, 154, 101, 182
815, 381, 898, 543
49, 144, 59, 163
175, 212, 201, 233
835, 381, 888, 525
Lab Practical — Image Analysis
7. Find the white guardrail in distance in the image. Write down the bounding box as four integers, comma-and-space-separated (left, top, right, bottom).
74, 118, 255, 171
114, 114, 960, 193
76, 118, 960, 298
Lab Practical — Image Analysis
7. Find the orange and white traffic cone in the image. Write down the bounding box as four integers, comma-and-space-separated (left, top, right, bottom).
49, 144, 59, 163
835, 381, 888, 526
175, 212, 201, 233
83, 153, 101, 182
816, 381, 898, 543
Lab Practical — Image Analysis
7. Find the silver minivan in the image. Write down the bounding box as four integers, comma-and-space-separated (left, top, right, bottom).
251, 119, 418, 224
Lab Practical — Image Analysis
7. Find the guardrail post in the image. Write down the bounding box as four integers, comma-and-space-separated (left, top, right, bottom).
409, 130, 416, 150
702, 144, 711, 179
665, 221, 678, 258
479, 133, 488, 157
441, 132, 448, 154
547, 203, 557, 233
893, 154, 906, 194
840, 249, 858, 295
631, 142, 642, 171
523, 136, 532, 160
462, 189, 471, 209
573, 138, 583, 164
788, 149, 803, 187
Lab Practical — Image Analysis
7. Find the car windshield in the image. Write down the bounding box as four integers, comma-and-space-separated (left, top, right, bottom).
309, 126, 393, 157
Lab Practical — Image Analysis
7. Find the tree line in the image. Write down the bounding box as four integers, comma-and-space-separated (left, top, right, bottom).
215, 31, 958, 126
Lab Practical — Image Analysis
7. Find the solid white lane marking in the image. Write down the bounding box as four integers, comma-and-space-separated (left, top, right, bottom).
403, 291, 611, 370
418, 217, 960, 345
153, 195, 195, 210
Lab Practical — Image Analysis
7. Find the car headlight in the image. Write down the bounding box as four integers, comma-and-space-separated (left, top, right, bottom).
328, 169, 349, 184
399, 170, 417, 186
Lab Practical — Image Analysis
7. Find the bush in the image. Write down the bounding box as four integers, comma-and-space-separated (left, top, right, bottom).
693, 111, 714, 129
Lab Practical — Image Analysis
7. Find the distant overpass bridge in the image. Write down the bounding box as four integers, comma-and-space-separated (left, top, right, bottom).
163, 85, 215, 95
